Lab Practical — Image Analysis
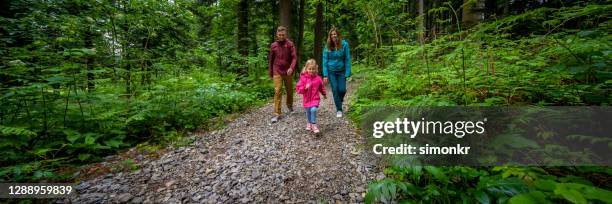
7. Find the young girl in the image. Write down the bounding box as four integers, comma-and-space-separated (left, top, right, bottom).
296, 59, 327, 133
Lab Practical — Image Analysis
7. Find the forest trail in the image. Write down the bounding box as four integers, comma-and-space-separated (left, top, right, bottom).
65, 81, 379, 203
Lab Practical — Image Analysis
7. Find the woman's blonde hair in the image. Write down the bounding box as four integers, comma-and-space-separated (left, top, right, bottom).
301, 59, 318, 74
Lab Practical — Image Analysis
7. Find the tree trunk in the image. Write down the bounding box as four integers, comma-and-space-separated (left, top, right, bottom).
296, 0, 305, 75
237, 0, 249, 76
122, 1, 131, 96
485, 0, 497, 19
84, 28, 95, 92
279, 0, 291, 32
503, 0, 510, 16
462, 0, 484, 28
426, 0, 432, 39
249, 1, 259, 56
140, 32, 150, 85
249, 20, 258, 56
314, 2, 323, 71
364, 3, 380, 49
418, 0, 425, 44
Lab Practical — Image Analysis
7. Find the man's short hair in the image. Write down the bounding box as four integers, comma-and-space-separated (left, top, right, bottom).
277, 26, 287, 33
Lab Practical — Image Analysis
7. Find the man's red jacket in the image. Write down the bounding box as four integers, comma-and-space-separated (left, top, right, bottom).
268, 39, 297, 77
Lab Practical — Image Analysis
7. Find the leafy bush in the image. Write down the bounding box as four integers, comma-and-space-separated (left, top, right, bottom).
0, 0, 276, 182
352, 3, 612, 204
366, 166, 612, 203
0, 68, 272, 182
352, 5, 611, 109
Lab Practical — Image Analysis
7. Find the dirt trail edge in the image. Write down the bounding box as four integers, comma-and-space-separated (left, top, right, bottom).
65, 82, 381, 203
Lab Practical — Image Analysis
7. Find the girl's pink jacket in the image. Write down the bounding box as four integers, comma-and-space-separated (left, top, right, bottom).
296, 72, 327, 108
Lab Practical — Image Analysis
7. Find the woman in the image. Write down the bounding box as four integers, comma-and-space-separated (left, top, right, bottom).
322, 27, 351, 118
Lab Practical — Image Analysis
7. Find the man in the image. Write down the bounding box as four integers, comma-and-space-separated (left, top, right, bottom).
268, 26, 297, 123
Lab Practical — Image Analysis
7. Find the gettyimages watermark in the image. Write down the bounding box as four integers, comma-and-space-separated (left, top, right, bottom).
371, 117, 487, 155
372, 117, 487, 139
361, 106, 612, 166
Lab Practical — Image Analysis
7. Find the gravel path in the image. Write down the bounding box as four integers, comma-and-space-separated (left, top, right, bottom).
65, 82, 379, 203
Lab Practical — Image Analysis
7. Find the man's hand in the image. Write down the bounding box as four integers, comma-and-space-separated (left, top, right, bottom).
323, 77, 328, 85
287, 69, 293, 75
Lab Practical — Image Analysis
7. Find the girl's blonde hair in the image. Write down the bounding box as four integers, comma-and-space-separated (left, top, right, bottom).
301, 59, 318, 74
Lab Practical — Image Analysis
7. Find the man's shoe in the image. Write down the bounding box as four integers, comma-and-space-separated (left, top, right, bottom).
336, 111, 343, 118
288, 107, 294, 114
271, 116, 279, 123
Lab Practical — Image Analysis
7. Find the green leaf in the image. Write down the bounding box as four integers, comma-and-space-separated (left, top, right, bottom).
534, 179, 557, 191
509, 191, 550, 204
492, 133, 539, 149
577, 30, 601, 38
0, 125, 36, 137
33, 170, 44, 179
12, 166, 22, 176
478, 177, 528, 197
64, 130, 80, 143
77, 153, 92, 161
555, 183, 612, 203
474, 190, 491, 204
85, 136, 95, 145
46, 76, 67, 84
424, 166, 449, 183
93, 144, 111, 150
399, 182, 418, 195
34, 148, 51, 156
84, 134, 96, 145
365, 182, 382, 204
554, 184, 587, 204
104, 139, 123, 148
595, 71, 612, 80
42, 171, 54, 178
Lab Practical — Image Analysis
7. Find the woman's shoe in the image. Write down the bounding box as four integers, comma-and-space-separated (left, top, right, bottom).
336, 111, 343, 118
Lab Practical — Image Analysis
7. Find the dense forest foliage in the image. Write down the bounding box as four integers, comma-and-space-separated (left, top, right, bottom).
345, 1, 612, 203
1, 0, 611, 203
0, 0, 279, 182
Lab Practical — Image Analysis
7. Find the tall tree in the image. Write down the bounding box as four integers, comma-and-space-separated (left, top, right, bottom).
121, 0, 131, 96
249, 11, 258, 56
503, 0, 510, 16
296, 0, 305, 73
418, 0, 425, 44
418, 0, 431, 87
279, 0, 291, 30
193, 0, 215, 42
84, 17, 96, 92
462, 0, 484, 28
237, 0, 249, 76
314, 1, 324, 70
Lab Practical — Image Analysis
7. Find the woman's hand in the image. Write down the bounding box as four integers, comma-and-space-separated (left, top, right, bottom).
323, 77, 328, 85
